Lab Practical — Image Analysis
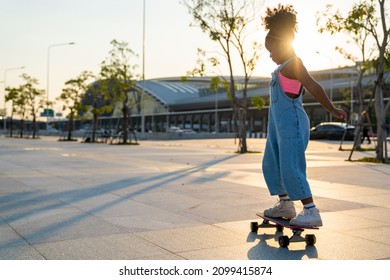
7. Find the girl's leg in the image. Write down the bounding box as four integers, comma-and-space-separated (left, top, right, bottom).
262, 138, 296, 219
262, 107, 300, 218
278, 136, 312, 201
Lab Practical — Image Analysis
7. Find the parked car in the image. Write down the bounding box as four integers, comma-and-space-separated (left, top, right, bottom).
310, 122, 355, 140
167, 126, 183, 133
182, 128, 196, 134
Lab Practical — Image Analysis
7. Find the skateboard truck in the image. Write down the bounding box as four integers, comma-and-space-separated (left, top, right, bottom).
281, 229, 316, 248
251, 213, 318, 248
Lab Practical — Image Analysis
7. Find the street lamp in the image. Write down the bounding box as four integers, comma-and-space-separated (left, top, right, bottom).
3, 66, 25, 130
46, 42, 75, 129
215, 91, 219, 133
316, 51, 333, 121
141, 0, 146, 134
349, 70, 356, 117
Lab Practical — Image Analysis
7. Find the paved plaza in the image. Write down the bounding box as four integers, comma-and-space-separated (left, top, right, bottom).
0, 135, 389, 260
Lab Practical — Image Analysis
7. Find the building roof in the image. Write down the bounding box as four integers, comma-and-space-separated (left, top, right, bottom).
136, 76, 271, 111
135, 68, 389, 111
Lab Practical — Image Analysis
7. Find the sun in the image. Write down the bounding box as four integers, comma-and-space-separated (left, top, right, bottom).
293, 31, 331, 71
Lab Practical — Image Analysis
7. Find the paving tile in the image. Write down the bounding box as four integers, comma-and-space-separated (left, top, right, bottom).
345, 226, 390, 246
337, 207, 390, 225
0, 245, 45, 260
106, 211, 202, 232
135, 225, 245, 253
321, 212, 386, 232
179, 244, 255, 260
2, 207, 126, 244
312, 232, 390, 260
34, 233, 172, 260
0, 219, 30, 249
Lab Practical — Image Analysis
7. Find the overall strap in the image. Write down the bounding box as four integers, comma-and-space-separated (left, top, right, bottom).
277, 56, 297, 72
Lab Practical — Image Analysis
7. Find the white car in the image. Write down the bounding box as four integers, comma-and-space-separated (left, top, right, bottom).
167, 126, 183, 133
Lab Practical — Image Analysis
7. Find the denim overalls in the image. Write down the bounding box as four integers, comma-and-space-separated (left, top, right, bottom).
262, 57, 311, 201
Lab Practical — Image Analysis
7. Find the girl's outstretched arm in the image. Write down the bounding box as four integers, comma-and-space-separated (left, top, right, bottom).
284, 58, 347, 120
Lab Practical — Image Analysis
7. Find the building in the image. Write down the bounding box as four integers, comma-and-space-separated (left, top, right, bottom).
64, 66, 388, 137
94, 66, 386, 136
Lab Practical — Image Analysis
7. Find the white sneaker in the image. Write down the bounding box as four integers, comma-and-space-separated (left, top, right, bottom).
264, 200, 296, 219
290, 207, 323, 227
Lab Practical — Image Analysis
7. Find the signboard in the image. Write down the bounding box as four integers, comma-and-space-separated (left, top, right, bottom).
41, 108, 54, 117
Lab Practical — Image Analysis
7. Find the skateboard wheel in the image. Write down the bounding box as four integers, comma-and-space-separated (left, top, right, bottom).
278, 236, 290, 247
250, 222, 259, 233
305, 234, 316, 246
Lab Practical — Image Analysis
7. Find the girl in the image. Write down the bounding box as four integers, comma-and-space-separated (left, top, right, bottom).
261, 4, 347, 227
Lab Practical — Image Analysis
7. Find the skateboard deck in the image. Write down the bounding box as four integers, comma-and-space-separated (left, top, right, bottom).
250, 213, 319, 247
256, 213, 319, 230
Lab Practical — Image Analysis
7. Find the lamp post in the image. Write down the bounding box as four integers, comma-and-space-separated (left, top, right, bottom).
349, 70, 355, 118
46, 42, 75, 129
215, 91, 219, 133
316, 51, 333, 121
3, 66, 25, 130
141, 0, 146, 134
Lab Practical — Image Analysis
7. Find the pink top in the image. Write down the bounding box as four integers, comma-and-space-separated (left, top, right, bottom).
278, 72, 301, 95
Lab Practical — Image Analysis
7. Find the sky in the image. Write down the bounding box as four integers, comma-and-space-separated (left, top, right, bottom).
0, 0, 373, 113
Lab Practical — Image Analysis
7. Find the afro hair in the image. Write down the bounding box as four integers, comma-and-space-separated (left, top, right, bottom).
263, 4, 297, 41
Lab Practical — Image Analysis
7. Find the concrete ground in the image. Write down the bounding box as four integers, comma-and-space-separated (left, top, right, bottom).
0, 135, 389, 260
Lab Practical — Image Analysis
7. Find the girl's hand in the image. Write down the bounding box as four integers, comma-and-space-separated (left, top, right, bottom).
331, 108, 347, 121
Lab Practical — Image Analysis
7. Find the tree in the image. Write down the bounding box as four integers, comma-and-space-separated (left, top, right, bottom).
13, 85, 28, 138
5, 86, 19, 137
5, 74, 45, 138
372, 0, 390, 162
317, 3, 378, 149
82, 79, 114, 142
58, 71, 94, 141
19, 74, 45, 138
100, 40, 141, 144
183, 0, 261, 153
318, 0, 390, 162
251, 96, 265, 111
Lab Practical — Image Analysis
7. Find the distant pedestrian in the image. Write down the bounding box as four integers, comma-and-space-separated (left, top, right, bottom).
261, 4, 347, 227
361, 111, 371, 144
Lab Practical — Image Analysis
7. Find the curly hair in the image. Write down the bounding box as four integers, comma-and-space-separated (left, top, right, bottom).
263, 4, 297, 42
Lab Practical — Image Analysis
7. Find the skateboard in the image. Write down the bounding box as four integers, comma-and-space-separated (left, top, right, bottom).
250, 213, 319, 248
